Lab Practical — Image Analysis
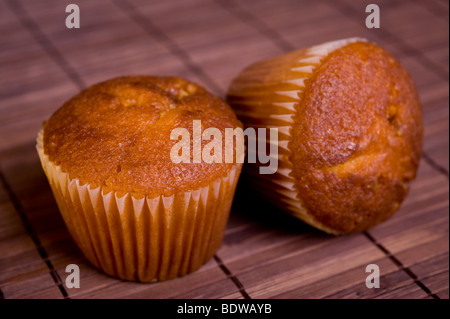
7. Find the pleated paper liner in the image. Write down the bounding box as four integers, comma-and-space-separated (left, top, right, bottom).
227, 38, 367, 235
36, 130, 241, 282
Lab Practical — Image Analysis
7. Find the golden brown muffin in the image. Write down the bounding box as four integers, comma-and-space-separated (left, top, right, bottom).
227, 38, 423, 234
37, 76, 243, 281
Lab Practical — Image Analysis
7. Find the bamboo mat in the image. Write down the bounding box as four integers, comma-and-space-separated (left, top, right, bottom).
0, 0, 448, 299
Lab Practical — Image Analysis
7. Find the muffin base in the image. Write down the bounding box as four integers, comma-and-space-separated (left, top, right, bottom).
37, 130, 241, 282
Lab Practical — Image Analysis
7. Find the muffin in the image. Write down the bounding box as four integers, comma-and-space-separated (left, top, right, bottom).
227, 38, 423, 234
37, 76, 243, 281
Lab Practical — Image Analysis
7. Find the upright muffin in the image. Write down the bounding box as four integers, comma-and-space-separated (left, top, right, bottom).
37, 76, 242, 281
227, 38, 423, 234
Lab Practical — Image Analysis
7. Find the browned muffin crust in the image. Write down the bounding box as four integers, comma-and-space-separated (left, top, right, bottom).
43, 76, 242, 197
291, 42, 423, 232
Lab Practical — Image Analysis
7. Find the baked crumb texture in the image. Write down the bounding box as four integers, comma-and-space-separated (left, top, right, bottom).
44, 76, 242, 198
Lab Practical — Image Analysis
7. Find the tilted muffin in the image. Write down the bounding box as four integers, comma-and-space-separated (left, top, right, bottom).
227, 38, 423, 234
37, 76, 243, 281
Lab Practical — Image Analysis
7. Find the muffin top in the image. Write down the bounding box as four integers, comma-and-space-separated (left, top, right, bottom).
290, 42, 423, 232
43, 76, 242, 197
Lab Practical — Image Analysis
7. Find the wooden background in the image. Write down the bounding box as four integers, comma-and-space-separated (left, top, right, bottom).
0, 0, 448, 299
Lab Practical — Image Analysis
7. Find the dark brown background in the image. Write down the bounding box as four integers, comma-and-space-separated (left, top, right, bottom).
0, 0, 448, 299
